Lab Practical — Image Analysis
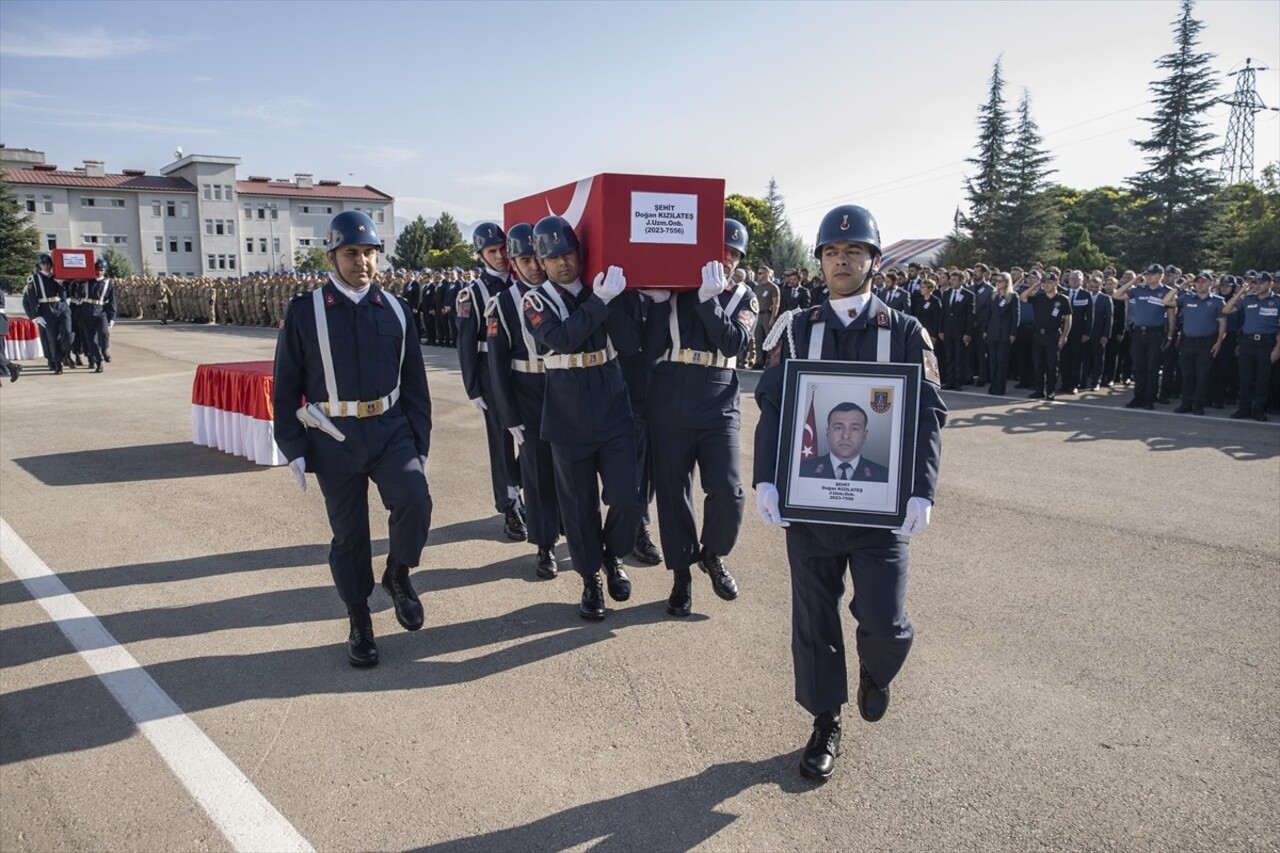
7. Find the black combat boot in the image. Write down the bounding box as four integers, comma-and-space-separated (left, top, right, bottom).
580, 572, 606, 621
535, 546, 557, 579
632, 524, 662, 565
346, 602, 379, 668
857, 664, 890, 722
799, 710, 842, 781
603, 552, 631, 602
697, 546, 739, 601
667, 568, 692, 617
380, 558, 424, 631
503, 506, 528, 541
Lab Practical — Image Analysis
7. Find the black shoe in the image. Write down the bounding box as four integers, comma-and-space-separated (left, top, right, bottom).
94, 362, 103, 373
53, 365, 63, 375
1230, 409, 1251, 420
667, 570, 692, 617
1045, 394, 1056, 402
536, 546, 558, 580
103, 354, 111, 363
7, 363, 19, 383
857, 664, 890, 722
1211, 402, 1224, 410
604, 554, 631, 602
1029, 390, 1044, 399
1144, 403, 1154, 410
1124, 398, 1143, 409
632, 524, 662, 565
1059, 387, 1077, 395
74, 354, 83, 367
1254, 412, 1269, 422
1155, 397, 1170, 405
697, 547, 739, 601
799, 710, 842, 781
1174, 404, 1192, 414
1192, 406, 1205, 415
503, 506, 527, 541
580, 573, 606, 620
346, 603, 379, 668
380, 559, 424, 631
1100, 381, 1113, 388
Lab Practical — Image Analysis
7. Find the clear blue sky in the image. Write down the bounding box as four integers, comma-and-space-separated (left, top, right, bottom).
2, 0, 1277, 249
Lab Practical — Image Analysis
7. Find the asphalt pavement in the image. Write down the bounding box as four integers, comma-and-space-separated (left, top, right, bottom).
1, 306, 1277, 852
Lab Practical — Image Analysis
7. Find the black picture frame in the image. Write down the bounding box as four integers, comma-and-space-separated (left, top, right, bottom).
776, 359, 921, 528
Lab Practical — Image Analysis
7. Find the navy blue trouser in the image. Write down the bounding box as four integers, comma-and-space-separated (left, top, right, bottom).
987, 339, 1011, 395
517, 429, 559, 548
649, 421, 745, 573
479, 375, 520, 514
315, 437, 432, 607
1179, 336, 1215, 407
1238, 336, 1277, 414
785, 522, 913, 716
550, 427, 641, 579
1129, 328, 1164, 404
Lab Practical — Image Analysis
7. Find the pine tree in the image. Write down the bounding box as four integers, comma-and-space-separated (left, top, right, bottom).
1126, 0, 1220, 267
0, 175, 40, 284
430, 212, 465, 251
962, 57, 1011, 262
995, 90, 1059, 267
758, 177, 786, 266
393, 215, 433, 270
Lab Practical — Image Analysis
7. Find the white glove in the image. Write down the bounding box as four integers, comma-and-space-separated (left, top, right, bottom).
592, 265, 627, 304
639, 288, 671, 304
109, 320, 115, 328
893, 497, 933, 538
755, 482, 789, 528
509, 425, 525, 446
289, 457, 307, 492
296, 403, 346, 442
471, 397, 488, 413
34, 317, 46, 328
699, 261, 727, 302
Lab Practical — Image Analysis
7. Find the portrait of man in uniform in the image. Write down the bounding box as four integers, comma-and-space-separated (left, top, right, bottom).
798, 402, 889, 482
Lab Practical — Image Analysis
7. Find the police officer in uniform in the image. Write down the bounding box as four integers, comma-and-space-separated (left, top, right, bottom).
23, 253, 72, 374
458, 223, 525, 541
521, 216, 641, 621
273, 211, 433, 667
1019, 272, 1072, 401
487, 223, 560, 579
1163, 272, 1225, 415
640, 219, 757, 617
1113, 265, 1174, 410
754, 205, 946, 781
1223, 273, 1280, 421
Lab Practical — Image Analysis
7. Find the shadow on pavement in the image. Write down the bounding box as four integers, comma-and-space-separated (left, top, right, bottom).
13, 441, 267, 486
409, 754, 810, 852
942, 396, 1280, 460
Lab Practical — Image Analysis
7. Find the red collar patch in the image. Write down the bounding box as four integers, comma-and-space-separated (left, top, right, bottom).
875, 311, 890, 328
324, 291, 337, 307
809, 307, 824, 323
372, 290, 384, 305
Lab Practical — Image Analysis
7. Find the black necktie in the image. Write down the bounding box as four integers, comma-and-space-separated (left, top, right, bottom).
839, 462, 851, 480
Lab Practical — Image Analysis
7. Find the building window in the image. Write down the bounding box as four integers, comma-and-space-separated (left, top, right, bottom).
207, 255, 216, 270
156, 237, 164, 252
218, 255, 228, 270
216, 220, 226, 236
226, 220, 234, 236
270, 206, 278, 220
298, 238, 312, 247
81, 197, 97, 207
24, 195, 35, 213
180, 201, 190, 218
214, 185, 223, 201
258, 238, 267, 253
224, 185, 234, 200
42, 196, 53, 213
245, 239, 254, 253
83, 235, 100, 244
272, 237, 280, 253
245, 203, 253, 218
152, 200, 162, 217
203, 185, 211, 200
256, 207, 266, 220
184, 238, 193, 253
167, 201, 176, 217
205, 219, 213, 235
112, 236, 128, 244
111, 198, 126, 208
228, 256, 236, 271
46, 234, 57, 250
170, 238, 179, 252
376, 210, 384, 223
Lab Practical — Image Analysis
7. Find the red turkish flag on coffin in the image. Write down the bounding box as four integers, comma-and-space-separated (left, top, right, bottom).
504, 173, 725, 291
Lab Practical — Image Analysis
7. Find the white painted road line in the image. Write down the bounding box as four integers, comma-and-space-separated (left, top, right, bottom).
0, 518, 313, 853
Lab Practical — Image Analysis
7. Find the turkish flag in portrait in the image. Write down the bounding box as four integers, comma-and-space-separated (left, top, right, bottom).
801, 396, 817, 460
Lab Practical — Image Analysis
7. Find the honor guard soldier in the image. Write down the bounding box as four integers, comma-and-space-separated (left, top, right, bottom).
1223, 272, 1280, 421
459, 223, 525, 541
754, 205, 947, 781
521, 215, 642, 620
1113, 265, 1175, 409
487, 223, 561, 579
23, 253, 72, 374
1163, 272, 1225, 415
82, 259, 116, 372
640, 219, 757, 617
272, 211, 433, 667
1018, 272, 1072, 401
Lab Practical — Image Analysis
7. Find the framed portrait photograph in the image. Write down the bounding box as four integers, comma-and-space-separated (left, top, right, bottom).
776, 360, 921, 528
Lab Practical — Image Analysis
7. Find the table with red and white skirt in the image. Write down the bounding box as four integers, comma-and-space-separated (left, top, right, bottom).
191, 360, 287, 466
3, 317, 43, 362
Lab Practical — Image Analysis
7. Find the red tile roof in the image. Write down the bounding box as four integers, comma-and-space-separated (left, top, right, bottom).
2, 167, 196, 193
235, 180, 392, 201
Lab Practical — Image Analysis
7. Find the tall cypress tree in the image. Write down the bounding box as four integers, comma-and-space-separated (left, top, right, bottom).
996, 90, 1059, 267
1126, 0, 1220, 267
962, 57, 1011, 263
0, 175, 40, 283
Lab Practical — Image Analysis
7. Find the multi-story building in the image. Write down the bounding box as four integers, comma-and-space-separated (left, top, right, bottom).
1, 146, 394, 277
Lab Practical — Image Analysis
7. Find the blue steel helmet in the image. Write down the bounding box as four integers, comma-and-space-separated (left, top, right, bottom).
813, 205, 881, 259
472, 222, 506, 253
38, 253, 53, 267
324, 211, 382, 251
724, 219, 749, 256
95, 259, 108, 272
506, 222, 536, 259
532, 215, 580, 260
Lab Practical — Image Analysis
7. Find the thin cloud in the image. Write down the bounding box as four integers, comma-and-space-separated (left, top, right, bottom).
455, 171, 528, 188
3, 93, 219, 136
233, 97, 318, 129
0, 28, 201, 60
347, 145, 420, 168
